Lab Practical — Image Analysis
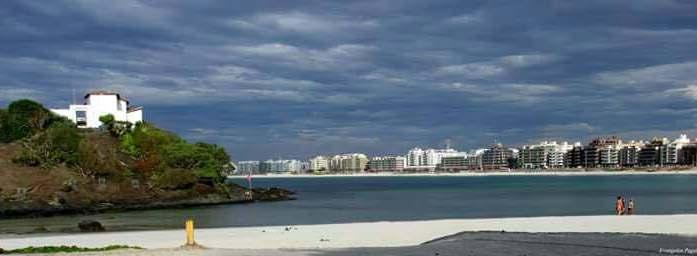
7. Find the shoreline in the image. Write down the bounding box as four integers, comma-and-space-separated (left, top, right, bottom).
0, 187, 294, 220
2, 214, 697, 250
230, 169, 697, 178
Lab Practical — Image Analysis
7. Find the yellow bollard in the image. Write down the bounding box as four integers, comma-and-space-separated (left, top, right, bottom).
185, 219, 195, 246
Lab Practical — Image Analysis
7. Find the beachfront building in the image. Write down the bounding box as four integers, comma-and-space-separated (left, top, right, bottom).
437, 149, 486, 172
679, 144, 697, 166
406, 148, 427, 167
518, 145, 547, 169
518, 141, 575, 169
405, 148, 467, 171
481, 143, 514, 170
618, 141, 645, 167
309, 156, 330, 172
638, 138, 668, 167
438, 156, 467, 172
598, 145, 621, 168
581, 136, 622, 168
662, 134, 690, 166
564, 145, 585, 168
549, 142, 578, 168
329, 153, 369, 173
259, 159, 308, 174
437, 155, 481, 172
367, 156, 406, 172
51, 91, 143, 128
299, 161, 310, 173
236, 161, 260, 175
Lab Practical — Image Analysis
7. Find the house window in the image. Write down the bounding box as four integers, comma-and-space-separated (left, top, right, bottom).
117, 101, 122, 111
76, 111, 87, 126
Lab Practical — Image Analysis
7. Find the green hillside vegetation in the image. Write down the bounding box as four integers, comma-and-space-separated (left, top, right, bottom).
1, 99, 231, 186
0, 100, 238, 214
0, 99, 295, 223
0, 245, 141, 254
0, 99, 68, 143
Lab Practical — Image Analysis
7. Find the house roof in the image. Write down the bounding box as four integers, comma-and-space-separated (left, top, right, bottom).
127, 105, 143, 112
84, 91, 129, 103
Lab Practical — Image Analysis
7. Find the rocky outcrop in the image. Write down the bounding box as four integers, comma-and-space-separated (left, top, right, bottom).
0, 184, 295, 219
253, 187, 296, 202
78, 220, 105, 232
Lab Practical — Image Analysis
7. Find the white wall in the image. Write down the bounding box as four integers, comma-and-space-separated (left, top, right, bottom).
127, 109, 143, 124
51, 94, 144, 128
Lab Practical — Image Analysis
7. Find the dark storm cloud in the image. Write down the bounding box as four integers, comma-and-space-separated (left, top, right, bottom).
2, 0, 697, 160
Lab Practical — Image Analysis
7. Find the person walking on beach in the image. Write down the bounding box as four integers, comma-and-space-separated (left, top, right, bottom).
627, 199, 635, 215
616, 196, 624, 215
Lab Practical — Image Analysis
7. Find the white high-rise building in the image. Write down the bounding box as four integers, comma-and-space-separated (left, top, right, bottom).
259, 159, 307, 174
309, 156, 329, 172
329, 153, 369, 173
406, 148, 426, 167
663, 134, 690, 165
519, 141, 576, 169
405, 148, 467, 170
237, 161, 260, 174
598, 145, 621, 167
51, 91, 143, 128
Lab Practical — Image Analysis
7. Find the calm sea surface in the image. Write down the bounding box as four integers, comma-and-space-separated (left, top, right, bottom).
2, 174, 697, 234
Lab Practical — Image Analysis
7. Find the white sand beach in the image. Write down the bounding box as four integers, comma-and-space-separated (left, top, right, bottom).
2, 214, 697, 250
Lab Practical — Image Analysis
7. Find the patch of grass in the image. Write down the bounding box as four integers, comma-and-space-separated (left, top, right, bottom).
1, 245, 142, 254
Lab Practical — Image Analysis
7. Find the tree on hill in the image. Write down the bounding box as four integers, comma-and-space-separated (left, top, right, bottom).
0, 108, 7, 138
162, 142, 231, 181
0, 99, 68, 143
121, 122, 231, 183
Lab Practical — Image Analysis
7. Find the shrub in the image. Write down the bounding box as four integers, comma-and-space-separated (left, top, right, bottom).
99, 114, 115, 128
155, 169, 198, 190
126, 123, 181, 156
120, 133, 139, 156
0, 99, 72, 143
110, 121, 132, 137
132, 152, 164, 176
12, 122, 82, 168
195, 142, 230, 166
11, 150, 42, 167
123, 126, 231, 182
99, 114, 132, 137
75, 139, 125, 177
8, 99, 53, 131
4, 245, 141, 254
0, 108, 6, 134
162, 142, 230, 180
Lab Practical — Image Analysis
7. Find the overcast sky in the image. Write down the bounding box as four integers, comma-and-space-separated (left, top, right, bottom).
2, 0, 697, 160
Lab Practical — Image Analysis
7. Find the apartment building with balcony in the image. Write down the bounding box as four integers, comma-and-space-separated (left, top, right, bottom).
367, 156, 406, 172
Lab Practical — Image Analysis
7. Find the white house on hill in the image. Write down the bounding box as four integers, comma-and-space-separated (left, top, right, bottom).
51, 92, 144, 128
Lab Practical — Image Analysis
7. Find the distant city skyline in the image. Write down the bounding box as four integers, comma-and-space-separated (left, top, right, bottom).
2, 1, 697, 160
236, 133, 697, 174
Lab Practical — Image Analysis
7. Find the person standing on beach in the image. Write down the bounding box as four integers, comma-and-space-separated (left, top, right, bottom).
627, 199, 635, 215
616, 196, 624, 215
